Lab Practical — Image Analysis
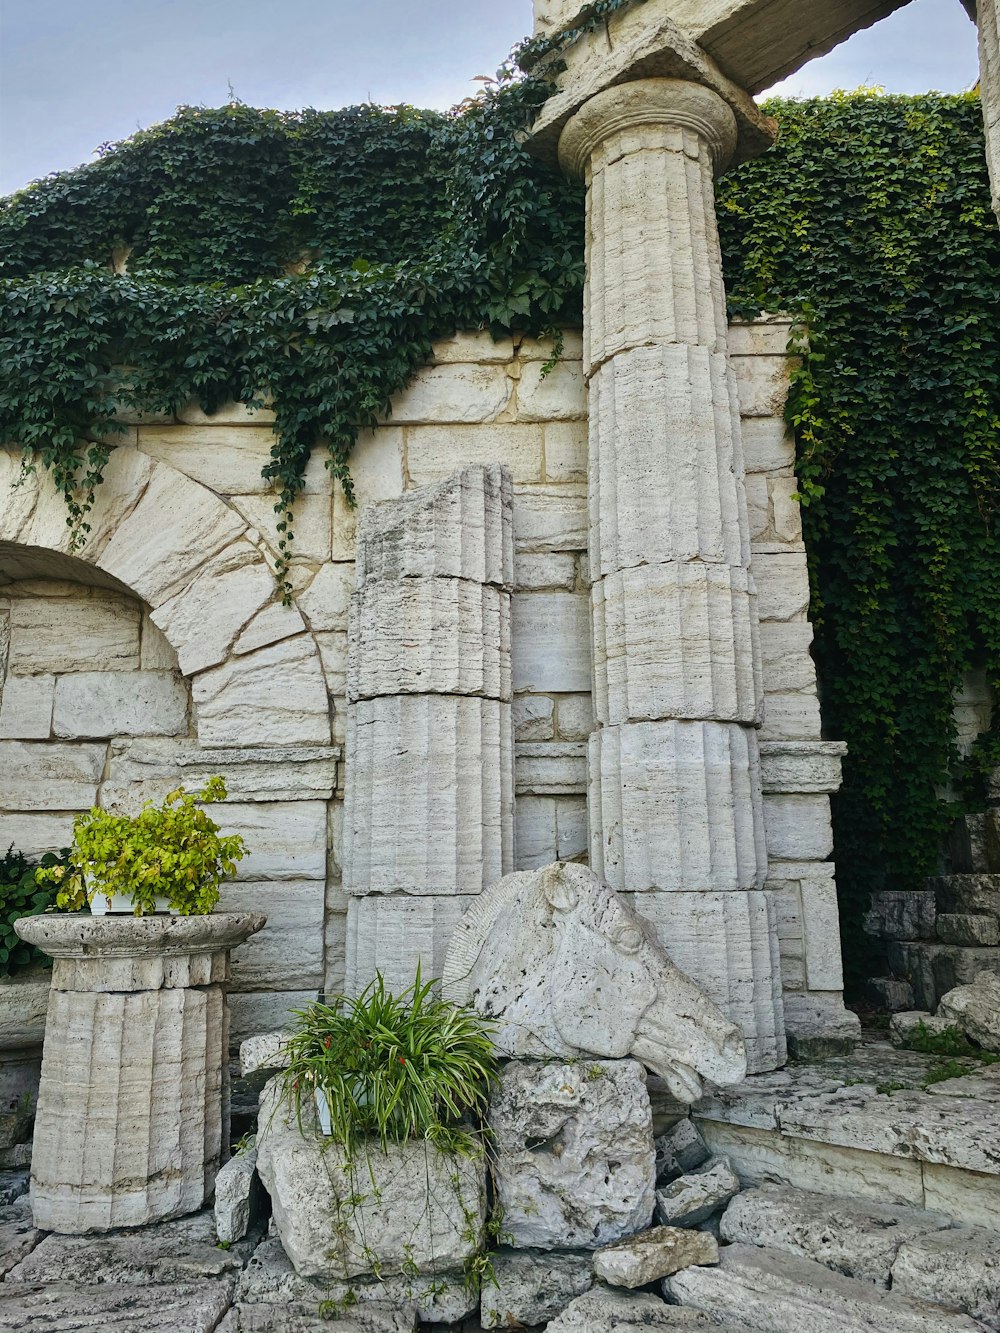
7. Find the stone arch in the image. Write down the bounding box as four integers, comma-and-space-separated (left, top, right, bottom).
0, 446, 331, 751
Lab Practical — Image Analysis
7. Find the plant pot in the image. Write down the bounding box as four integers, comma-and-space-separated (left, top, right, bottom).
89, 893, 173, 916
314, 1087, 332, 1136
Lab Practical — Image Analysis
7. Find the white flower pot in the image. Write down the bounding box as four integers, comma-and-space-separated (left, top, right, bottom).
314, 1088, 333, 1136
89, 892, 173, 916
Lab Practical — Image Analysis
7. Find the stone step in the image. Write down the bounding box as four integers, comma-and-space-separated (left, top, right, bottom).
665, 1243, 987, 1331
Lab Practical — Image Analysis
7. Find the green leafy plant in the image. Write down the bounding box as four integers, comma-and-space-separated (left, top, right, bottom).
0, 847, 70, 976
36, 776, 247, 916
281, 969, 498, 1157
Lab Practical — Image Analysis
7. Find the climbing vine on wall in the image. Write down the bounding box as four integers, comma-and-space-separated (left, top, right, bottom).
1, 83, 998, 984
717, 92, 1000, 987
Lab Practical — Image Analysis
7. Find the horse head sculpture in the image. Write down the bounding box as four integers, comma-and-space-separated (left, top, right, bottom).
443, 862, 747, 1102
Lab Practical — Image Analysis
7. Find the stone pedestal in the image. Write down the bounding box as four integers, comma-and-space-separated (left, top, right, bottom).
343, 465, 515, 994
557, 78, 785, 1071
13, 912, 264, 1234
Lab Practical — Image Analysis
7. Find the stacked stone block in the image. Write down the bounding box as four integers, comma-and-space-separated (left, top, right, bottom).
342, 464, 515, 994
867, 801, 1000, 1012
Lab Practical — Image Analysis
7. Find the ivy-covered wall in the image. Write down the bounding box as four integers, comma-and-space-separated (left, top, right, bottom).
1, 87, 997, 990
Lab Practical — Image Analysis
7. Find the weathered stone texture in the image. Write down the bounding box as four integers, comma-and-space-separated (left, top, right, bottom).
891, 1224, 1000, 1328
938, 970, 1000, 1052
594, 1226, 719, 1287
489, 1059, 655, 1250
481, 1249, 594, 1328
344, 893, 477, 995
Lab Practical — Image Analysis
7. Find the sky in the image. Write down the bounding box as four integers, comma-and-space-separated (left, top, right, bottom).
0, 0, 982, 198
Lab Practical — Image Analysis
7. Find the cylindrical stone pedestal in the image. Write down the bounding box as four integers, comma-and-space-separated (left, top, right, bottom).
559, 78, 785, 1070
14, 912, 264, 1234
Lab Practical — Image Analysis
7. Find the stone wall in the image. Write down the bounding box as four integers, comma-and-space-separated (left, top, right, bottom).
0, 319, 843, 1041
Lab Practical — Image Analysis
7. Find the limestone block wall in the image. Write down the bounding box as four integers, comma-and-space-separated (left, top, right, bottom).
0, 317, 843, 1043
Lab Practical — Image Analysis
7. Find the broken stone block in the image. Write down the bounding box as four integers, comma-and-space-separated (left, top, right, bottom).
720, 1184, 950, 1286
665, 1244, 984, 1331
938, 970, 1000, 1052
239, 1031, 291, 1077
445, 861, 747, 1104
255, 1078, 485, 1280
480, 1249, 594, 1328
866, 977, 915, 1012
891, 1224, 1000, 1328
8, 1208, 248, 1284
0, 1196, 38, 1278
948, 813, 992, 874
215, 1142, 264, 1244
932, 874, 1000, 919
489, 1059, 655, 1250
863, 890, 936, 941
888, 1011, 960, 1049
593, 1226, 718, 1288
0, 1280, 234, 1333
0, 1169, 28, 1208
655, 1118, 710, 1184
937, 914, 1000, 947
545, 1286, 750, 1330
655, 1159, 740, 1229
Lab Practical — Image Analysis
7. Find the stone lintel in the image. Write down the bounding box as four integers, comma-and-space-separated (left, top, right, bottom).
529, 4, 777, 169
531, 0, 914, 97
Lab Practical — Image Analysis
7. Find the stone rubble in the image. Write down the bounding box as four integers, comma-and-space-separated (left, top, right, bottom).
655, 1158, 741, 1228
593, 1226, 719, 1287
655, 1118, 711, 1184
480, 1249, 595, 1329
544, 1285, 756, 1331
214, 1140, 265, 1244
938, 970, 1000, 1052
665, 1242, 987, 1331
889, 1010, 960, 1047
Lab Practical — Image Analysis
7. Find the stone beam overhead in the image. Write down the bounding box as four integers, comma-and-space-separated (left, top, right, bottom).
530, 3, 776, 167
532, 0, 916, 95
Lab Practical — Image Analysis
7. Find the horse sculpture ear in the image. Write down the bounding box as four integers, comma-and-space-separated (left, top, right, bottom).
540, 863, 580, 914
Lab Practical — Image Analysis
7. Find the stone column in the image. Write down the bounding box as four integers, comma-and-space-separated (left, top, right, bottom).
560, 78, 785, 1072
343, 464, 515, 994
13, 912, 264, 1234
977, 0, 1000, 222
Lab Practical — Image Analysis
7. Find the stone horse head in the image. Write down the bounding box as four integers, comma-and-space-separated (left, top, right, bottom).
443, 862, 747, 1103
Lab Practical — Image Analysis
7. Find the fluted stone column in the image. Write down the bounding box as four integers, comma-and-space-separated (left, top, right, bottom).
13, 912, 264, 1234
560, 79, 785, 1072
343, 464, 515, 994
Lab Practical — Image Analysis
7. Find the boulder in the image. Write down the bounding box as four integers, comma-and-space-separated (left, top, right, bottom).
665, 1243, 985, 1331
214, 1142, 265, 1244
655, 1159, 740, 1228
891, 1224, 1000, 1329
938, 970, 1000, 1052
480, 1249, 594, 1328
720, 1184, 950, 1287
593, 1227, 718, 1287
239, 1031, 291, 1077
444, 861, 747, 1103
255, 1077, 486, 1280
489, 1059, 655, 1250
888, 1011, 959, 1049
937, 914, 1000, 947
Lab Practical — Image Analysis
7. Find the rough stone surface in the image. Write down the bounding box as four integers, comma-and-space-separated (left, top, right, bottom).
481, 1249, 595, 1328
655, 1159, 741, 1228
864, 890, 937, 941
239, 1031, 291, 1077
226, 1299, 412, 1332
0, 1279, 235, 1332
867, 977, 915, 1011
719, 1184, 951, 1287
489, 1059, 655, 1250
14, 913, 264, 1234
255, 1078, 486, 1279
889, 1010, 959, 1048
444, 862, 747, 1103
933, 874, 1000, 919
656, 1118, 710, 1184
214, 1144, 262, 1244
593, 1226, 719, 1287
938, 970, 1000, 1052
344, 893, 477, 997
545, 1286, 753, 1331
665, 1242, 985, 1331
0, 1196, 39, 1278
892, 1224, 1000, 1328
937, 913, 1000, 947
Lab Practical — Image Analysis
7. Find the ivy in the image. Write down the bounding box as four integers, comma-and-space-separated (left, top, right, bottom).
1, 86, 998, 989
0, 80, 585, 592
717, 91, 1000, 988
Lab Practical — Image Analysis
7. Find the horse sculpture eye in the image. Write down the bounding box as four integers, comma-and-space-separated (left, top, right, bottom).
609, 926, 643, 954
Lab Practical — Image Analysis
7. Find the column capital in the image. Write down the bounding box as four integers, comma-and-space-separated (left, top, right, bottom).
558, 77, 738, 179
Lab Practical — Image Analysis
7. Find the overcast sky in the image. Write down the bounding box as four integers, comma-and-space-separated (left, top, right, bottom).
0, 0, 981, 198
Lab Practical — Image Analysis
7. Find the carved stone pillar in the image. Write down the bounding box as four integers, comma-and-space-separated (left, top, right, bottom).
343, 465, 515, 995
13, 912, 264, 1234
977, 0, 1000, 221
560, 79, 785, 1071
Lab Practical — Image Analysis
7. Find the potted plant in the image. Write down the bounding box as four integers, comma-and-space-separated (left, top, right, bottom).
255, 970, 501, 1307
36, 776, 246, 916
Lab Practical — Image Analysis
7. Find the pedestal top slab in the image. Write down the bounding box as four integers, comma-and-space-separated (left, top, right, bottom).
15, 912, 266, 958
